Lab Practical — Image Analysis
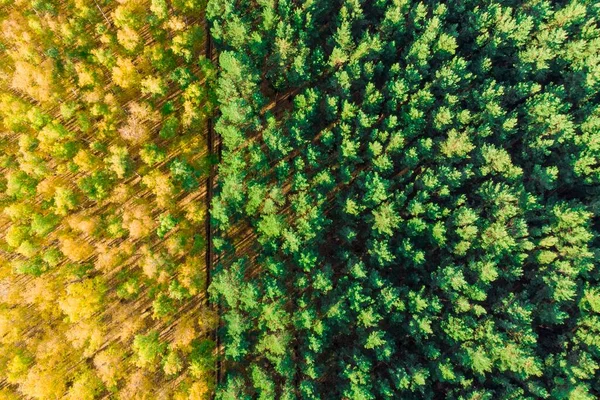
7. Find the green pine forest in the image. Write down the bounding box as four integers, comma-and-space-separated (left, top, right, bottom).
0, 0, 599, 399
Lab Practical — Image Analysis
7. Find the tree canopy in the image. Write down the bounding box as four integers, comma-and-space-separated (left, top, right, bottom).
208, 0, 600, 398
0, 0, 216, 398
1, 0, 599, 398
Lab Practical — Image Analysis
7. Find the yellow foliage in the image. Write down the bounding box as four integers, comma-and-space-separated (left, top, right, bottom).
178, 257, 204, 295
118, 25, 141, 51
188, 381, 211, 400
18, 152, 48, 177
162, 350, 183, 376
117, 313, 146, 343
141, 75, 166, 96
3, 202, 33, 222
16, 239, 39, 257
73, 149, 100, 172
142, 170, 176, 208
93, 345, 126, 388
184, 201, 206, 224
181, 83, 205, 127
36, 177, 59, 200
112, 57, 140, 89
64, 369, 103, 400
119, 370, 154, 400
11, 60, 56, 103
139, 246, 166, 278
75, 63, 99, 88
6, 352, 32, 384
0, 388, 20, 400
166, 16, 186, 32
0, 278, 23, 306
172, 378, 211, 400
0, 1, 214, 396
34, 334, 71, 365
59, 234, 94, 262
59, 278, 106, 322
66, 320, 104, 357
67, 214, 98, 237
0, 308, 27, 344
95, 242, 122, 272
109, 183, 133, 204
166, 232, 188, 257
172, 317, 196, 350
73, 0, 94, 16
20, 365, 67, 400
5, 224, 28, 248
122, 203, 154, 239
54, 186, 78, 216
21, 277, 61, 318
119, 118, 148, 143
0, 256, 12, 281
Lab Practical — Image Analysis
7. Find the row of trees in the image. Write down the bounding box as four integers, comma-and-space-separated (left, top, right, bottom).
209, 0, 600, 399
0, 0, 216, 398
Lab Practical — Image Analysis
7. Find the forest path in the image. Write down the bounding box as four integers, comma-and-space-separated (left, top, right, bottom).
203, 16, 223, 392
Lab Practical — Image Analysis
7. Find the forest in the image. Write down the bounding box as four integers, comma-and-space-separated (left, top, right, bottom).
1, 0, 599, 399
0, 0, 217, 398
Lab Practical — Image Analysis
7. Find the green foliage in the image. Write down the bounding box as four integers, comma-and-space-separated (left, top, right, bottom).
78, 171, 112, 201
116, 275, 141, 300
152, 293, 176, 319
30, 213, 58, 236
140, 143, 166, 166
133, 330, 167, 370
159, 116, 179, 139
157, 213, 178, 238
189, 339, 216, 378
209, 0, 600, 398
162, 349, 183, 376
6, 171, 37, 199
169, 158, 198, 191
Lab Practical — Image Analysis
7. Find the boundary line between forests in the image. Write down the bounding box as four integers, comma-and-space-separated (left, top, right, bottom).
204, 13, 223, 397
